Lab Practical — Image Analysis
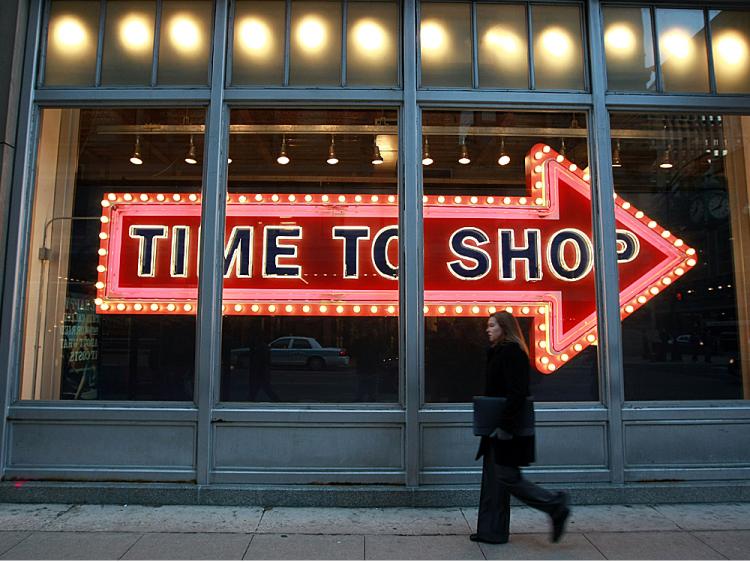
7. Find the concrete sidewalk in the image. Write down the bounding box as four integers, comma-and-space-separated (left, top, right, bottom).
0, 502, 748, 560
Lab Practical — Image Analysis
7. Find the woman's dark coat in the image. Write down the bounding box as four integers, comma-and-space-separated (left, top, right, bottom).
475, 341, 536, 467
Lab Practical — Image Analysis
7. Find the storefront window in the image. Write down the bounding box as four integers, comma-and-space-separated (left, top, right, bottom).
419, 2, 472, 88
710, 10, 750, 95
44, 0, 100, 86
421, 111, 599, 403
21, 108, 206, 401
612, 112, 750, 401
531, 5, 585, 91
219, 109, 399, 403
476, 3, 529, 89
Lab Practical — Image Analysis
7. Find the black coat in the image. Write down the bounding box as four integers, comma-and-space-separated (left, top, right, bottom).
475, 341, 536, 467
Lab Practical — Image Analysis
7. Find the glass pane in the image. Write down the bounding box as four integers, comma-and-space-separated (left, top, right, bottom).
289, 0, 342, 86
346, 1, 399, 87
603, 7, 656, 92
656, 9, 709, 93
101, 1, 156, 86
420, 2, 472, 88
157, 0, 213, 85
220, 108, 399, 403
477, 3, 528, 89
611, 112, 750, 401
710, 10, 750, 94
531, 5, 585, 91
21, 108, 206, 400
44, 0, 100, 86
232, 0, 286, 86
421, 111, 599, 403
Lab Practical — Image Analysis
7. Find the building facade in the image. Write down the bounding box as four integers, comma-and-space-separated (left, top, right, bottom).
0, 0, 749, 504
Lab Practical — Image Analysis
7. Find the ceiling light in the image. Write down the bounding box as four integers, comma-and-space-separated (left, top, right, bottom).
458, 140, 470, 165
129, 135, 143, 166
277, 136, 290, 165
497, 138, 510, 166
612, 140, 622, 168
184, 135, 198, 165
372, 143, 384, 165
422, 138, 433, 166
326, 136, 338, 165
659, 146, 673, 169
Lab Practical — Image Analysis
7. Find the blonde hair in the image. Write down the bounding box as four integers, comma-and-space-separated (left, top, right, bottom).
490, 311, 530, 357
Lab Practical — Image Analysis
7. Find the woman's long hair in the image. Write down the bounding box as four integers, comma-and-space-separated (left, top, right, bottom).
491, 311, 530, 358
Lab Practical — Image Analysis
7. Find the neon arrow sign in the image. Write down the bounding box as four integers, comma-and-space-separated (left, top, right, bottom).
96, 144, 697, 373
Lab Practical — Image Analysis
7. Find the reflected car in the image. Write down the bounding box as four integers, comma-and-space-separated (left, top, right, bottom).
269, 336, 350, 370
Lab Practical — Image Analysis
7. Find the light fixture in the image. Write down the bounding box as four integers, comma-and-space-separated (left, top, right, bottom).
659, 145, 673, 169
372, 142, 384, 165
422, 138, 433, 166
184, 135, 198, 165
227, 156, 233, 164
277, 135, 290, 165
497, 138, 510, 166
559, 138, 567, 157
612, 140, 622, 168
458, 138, 470, 165
326, 136, 338, 165
129, 135, 143, 166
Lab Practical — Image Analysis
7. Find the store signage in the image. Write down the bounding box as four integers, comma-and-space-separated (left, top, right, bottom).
96, 144, 696, 370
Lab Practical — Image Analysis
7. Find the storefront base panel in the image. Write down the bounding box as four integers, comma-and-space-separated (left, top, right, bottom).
2, 481, 750, 507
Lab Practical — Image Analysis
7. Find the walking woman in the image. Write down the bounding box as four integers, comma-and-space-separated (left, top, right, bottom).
471, 311, 570, 545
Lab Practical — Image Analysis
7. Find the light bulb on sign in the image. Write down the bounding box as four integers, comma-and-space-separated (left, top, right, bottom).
604, 24, 636, 55
238, 18, 271, 54
715, 31, 748, 67
353, 20, 386, 54
297, 16, 326, 52
170, 15, 201, 53
661, 29, 692, 60
120, 14, 152, 52
540, 27, 572, 59
53, 17, 87, 53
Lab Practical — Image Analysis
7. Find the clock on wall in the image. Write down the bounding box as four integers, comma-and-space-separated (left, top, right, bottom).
707, 192, 730, 220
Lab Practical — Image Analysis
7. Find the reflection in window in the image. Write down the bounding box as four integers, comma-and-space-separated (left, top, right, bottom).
710, 10, 750, 94
421, 111, 599, 403
420, 2, 472, 88
44, 0, 100, 86
603, 7, 656, 92
22, 108, 205, 400
612, 113, 750, 401
220, 109, 399, 403
656, 9, 709, 93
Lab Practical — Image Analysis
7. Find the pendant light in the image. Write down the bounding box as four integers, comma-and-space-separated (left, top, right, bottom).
184, 135, 198, 165
422, 138, 433, 166
659, 145, 673, 169
326, 136, 339, 165
612, 140, 622, 168
497, 138, 510, 166
458, 138, 470, 165
277, 135, 290, 165
372, 142, 384, 165
559, 138, 567, 158
129, 135, 143, 166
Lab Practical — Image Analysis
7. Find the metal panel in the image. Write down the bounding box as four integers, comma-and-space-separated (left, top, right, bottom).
213, 423, 404, 470
8, 420, 196, 469
8, 404, 198, 422
605, 93, 750, 111
622, 404, 750, 421
212, 407, 404, 424
421, 423, 608, 471
624, 420, 750, 467
419, 406, 609, 424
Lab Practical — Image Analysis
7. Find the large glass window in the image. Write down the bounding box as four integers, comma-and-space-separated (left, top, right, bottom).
421, 111, 599, 403
219, 109, 399, 403
22, 108, 206, 401
612, 112, 750, 401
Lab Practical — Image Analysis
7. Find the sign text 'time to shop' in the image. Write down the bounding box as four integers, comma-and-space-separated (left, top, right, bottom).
95, 144, 697, 371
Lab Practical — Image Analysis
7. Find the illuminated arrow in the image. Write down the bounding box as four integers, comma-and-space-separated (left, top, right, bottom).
96, 145, 696, 374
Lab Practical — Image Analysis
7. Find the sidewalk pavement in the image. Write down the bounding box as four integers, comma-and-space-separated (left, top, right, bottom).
0, 502, 748, 560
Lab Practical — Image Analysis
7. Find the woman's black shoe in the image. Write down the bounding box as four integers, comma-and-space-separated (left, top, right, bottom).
469, 533, 508, 544
551, 493, 571, 543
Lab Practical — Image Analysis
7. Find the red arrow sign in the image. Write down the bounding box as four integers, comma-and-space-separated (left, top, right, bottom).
96, 144, 696, 373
